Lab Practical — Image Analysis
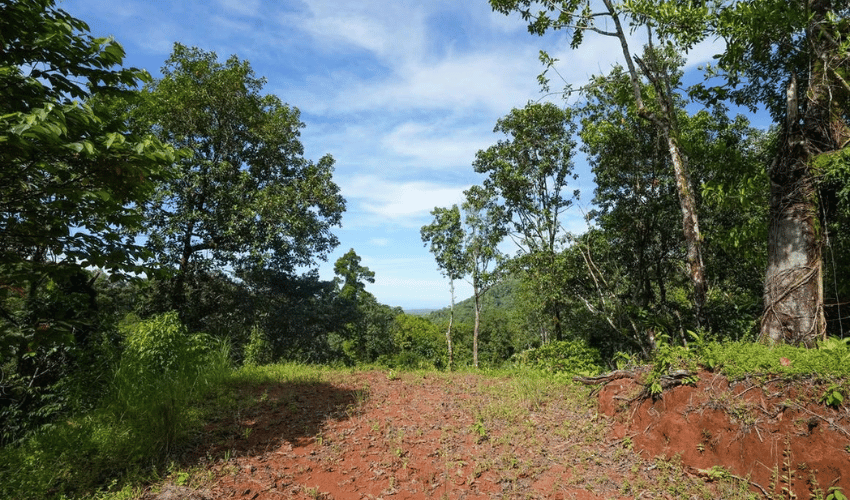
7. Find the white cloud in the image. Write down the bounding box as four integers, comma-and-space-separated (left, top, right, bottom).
683, 36, 726, 70
215, 0, 261, 17
368, 237, 390, 246
380, 121, 493, 170
342, 175, 470, 222
296, 0, 428, 63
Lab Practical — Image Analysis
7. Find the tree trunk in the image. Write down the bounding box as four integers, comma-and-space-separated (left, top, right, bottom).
473, 287, 481, 369
666, 135, 706, 327
761, 74, 825, 346
602, 0, 707, 328
761, 0, 849, 345
446, 279, 455, 371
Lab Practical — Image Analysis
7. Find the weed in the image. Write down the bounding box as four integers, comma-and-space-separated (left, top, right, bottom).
828, 487, 848, 500
470, 420, 488, 443
820, 382, 846, 407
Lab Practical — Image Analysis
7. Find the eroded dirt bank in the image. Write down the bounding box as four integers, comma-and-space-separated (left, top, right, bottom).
600, 371, 850, 498
145, 370, 848, 499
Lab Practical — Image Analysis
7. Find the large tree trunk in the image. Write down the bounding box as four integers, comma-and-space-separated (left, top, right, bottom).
761, 109, 824, 346
761, 0, 850, 346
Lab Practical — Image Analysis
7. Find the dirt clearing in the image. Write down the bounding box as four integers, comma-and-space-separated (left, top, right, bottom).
146, 370, 849, 499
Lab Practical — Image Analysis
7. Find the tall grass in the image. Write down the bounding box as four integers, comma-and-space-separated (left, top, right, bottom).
0, 314, 232, 500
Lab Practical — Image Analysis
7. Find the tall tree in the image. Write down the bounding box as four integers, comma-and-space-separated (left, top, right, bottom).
135, 44, 345, 317
578, 65, 770, 347
489, 0, 708, 326
461, 185, 506, 368
0, 0, 175, 440
332, 249, 395, 363
634, 0, 850, 345
473, 101, 577, 341
421, 205, 466, 370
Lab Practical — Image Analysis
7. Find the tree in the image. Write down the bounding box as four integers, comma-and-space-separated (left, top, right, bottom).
332, 249, 395, 363
421, 205, 465, 370
461, 186, 506, 368
633, 0, 850, 345
135, 44, 345, 318
489, 0, 709, 326
577, 66, 770, 348
0, 0, 175, 441
334, 248, 376, 302
473, 101, 577, 341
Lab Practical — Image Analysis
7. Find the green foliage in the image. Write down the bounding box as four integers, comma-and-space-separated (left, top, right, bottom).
644, 334, 701, 395
474, 102, 578, 342
119, 312, 211, 375
0, 0, 175, 445
421, 205, 466, 282
390, 314, 446, 369
702, 337, 850, 380
512, 339, 603, 377
0, 313, 231, 500
135, 43, 344, 318
243, 325, 273, 366
111, 312, 228, 458
827, 486, 848, 500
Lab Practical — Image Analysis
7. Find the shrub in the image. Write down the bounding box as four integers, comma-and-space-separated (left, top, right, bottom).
0, 313, 231, 499
243, 325, 273, 366
109, 312, 229, 458
512, 339, 603, 376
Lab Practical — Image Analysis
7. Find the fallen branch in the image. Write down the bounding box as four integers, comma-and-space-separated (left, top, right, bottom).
573, 370, 641, 385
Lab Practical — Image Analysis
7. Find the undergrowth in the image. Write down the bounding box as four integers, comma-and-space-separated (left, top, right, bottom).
0, 313, 232, 500
631, 333, 850, 400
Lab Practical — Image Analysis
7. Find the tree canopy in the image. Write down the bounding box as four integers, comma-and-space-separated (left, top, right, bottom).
134, 44, 346, 313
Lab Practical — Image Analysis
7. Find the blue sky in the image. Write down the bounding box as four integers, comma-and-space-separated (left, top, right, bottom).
59, 0, 723, 310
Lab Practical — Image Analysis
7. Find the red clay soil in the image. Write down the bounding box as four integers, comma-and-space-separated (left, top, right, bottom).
600, 370, 850, 498
147, 370, 849, 500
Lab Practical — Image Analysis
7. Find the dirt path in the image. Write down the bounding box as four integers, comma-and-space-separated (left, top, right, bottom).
148, 370, 849, 500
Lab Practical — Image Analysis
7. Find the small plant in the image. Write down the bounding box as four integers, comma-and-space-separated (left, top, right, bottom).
820, 382, 845, 407
828, 487, 848, 500
471, 420, 487, 443
175, 471, 190, 486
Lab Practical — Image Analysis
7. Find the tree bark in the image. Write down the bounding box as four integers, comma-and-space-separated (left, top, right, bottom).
761, 1, 849, 346
446, 279, 455, 371
666, 134, 706, 326
602, 0, 706, 328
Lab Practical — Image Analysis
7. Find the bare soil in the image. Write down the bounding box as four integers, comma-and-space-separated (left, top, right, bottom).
147, 370, 850, 499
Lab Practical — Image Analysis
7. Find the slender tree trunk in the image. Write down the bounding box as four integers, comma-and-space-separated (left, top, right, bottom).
761, 2, 849, 345
602, 0, 707, 328
172, 218, 195, 315
446, 279, 455, 371
473, 288, 481, 369
666, 134, 706, 326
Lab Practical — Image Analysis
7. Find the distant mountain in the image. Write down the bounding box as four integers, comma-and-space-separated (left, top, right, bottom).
404, 309, 438, 316
426, 277, 519, 325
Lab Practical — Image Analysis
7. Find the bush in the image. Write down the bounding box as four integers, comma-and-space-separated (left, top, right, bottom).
110, 312, 228, 458
243, 325, 273, 366
512, 339, 603, 376
0, 312, 231, 499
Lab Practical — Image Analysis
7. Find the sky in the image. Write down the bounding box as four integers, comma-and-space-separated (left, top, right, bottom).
59, 0, 724, 310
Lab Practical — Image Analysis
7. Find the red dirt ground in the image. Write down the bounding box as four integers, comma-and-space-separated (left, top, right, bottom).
146, 370, 849, 499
